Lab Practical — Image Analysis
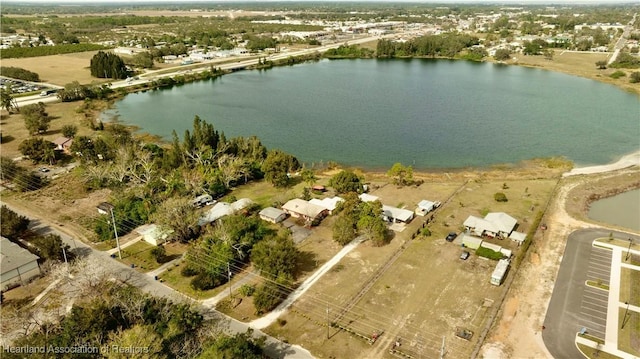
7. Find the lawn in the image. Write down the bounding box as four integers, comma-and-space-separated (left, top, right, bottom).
577, 343, 623, 359
158, 260, 219, 300
117, 240, 186, 273
619, 267, 640, 308
618, 308, 640, 356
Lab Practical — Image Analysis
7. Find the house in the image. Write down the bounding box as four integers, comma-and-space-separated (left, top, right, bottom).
415, 200, 439, 216
484, 212, 518, 237
463, 216, 499, 237
382, 205, 414, 223
1, 237, 41, 291
490, 259, 510, 286
97, 202, 114, 215
463, 212, 518, 238
53, 137, 73, 154
309, 196, 344, 215
281, 199, 328, 223
135, 224, 173, 246
198, 198, 254, 226
461, 234, 483, 250
259, 207, 287, 224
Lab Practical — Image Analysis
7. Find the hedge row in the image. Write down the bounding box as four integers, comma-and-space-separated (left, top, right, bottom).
1, 44, 108, 59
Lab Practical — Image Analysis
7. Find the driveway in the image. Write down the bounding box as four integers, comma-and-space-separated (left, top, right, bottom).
542, 228, 639, 359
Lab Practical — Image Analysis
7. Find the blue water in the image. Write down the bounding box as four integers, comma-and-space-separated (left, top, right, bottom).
102, 59, 640, 170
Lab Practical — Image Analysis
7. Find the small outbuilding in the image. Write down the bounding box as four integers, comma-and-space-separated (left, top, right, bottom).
1, 237, 41, 291
509, 231, 527, 245
415, 200, 439, 216
259, 207, 287, 224
359, 193, 380, 203
461, 234, 483, 250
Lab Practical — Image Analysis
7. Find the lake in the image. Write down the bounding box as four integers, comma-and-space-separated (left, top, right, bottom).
588, 189, 640, 231
102, 59, 640, 170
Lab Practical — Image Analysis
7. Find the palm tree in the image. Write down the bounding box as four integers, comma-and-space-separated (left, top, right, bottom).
0, 88, 18, 114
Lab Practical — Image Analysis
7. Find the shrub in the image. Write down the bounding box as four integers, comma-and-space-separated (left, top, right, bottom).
610, 70, 626, 79
630, 72, 640, 83
494, 192, 508, 202
476, 246, 504, 260
239, 284, 256, 297
191, 272, 218, 291
420, 227, 431, 237
181, 264, 199, 277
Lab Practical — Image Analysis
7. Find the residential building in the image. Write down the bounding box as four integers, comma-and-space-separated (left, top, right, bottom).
259, 207, 287, 224
1, 237, 41, 290
281, 199, 328, 223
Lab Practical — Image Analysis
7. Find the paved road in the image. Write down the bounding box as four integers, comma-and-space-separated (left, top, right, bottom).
1, 202, 314, 359
542, 228, 639, 359
608, 12, 637, 65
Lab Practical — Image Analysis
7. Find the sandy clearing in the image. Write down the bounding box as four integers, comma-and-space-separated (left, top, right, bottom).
564, 150, 640, 177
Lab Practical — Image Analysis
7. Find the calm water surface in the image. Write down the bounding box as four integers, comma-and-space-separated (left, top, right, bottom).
588, 189, 640, 231
102, 59, 640, 169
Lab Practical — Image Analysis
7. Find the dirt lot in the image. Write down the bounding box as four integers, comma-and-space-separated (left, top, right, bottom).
1, 51, 105, 86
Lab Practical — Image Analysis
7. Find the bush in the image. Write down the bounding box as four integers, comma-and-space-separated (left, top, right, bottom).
239, 284, 256, 297
181, 264, 199, 277
630, 72, 640, 83
494, 192, 508, 202
610, 70, 626, 79
420, 227, 431, 237
476, 246, 504, 260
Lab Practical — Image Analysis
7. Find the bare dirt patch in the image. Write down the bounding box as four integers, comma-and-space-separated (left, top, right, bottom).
1, 51, 105, 86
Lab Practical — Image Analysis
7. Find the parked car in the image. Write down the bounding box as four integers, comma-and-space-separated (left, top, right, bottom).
39, 167, 49, 173
445, 232, 457, 242
460, 251, 470, 260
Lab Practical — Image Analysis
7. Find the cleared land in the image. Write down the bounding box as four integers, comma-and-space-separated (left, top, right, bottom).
1, 51, 104, 86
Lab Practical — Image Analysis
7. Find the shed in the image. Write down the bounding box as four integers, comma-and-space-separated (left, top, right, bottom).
461, 234, 483, 250
480, 241, 503, 253
1, 237, 41, 291
490, 259, 510, 286
382, 205, 414, 223
230, 198, 254, 212
281, 199, 328, 223
198, 202, 232, 226
509, 231, 527, 245
259, 207, 287, 224
415, 200, 437, 216
359, 193, 380, 203
135, 224, 172, 246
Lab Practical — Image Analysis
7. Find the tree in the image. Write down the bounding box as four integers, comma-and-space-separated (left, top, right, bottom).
30, 234, 71, 262
630, 72, 640, 83
21, 102, 51, 135
1, 205, 30, 240
253, 275, 292, 314
152, 197, 199, 242
131, 52, 154, 69
61, 124, 78, 138
0, 88, 18, 114
0, 156, 21, 181
261, 149, 300, 188
329, 170, 363, 194
90, 51, 129, 79
596, 60, 607, 70
356, 201, 387, 246
543, 48, 554, 60
332, 215, 356, 245
387, 162, 414, 186
19, 137, 56, 163
151, 246, 167, 264
300, 168, 317, 187
197, 330, 264, 359
106, 325, 164, 359
251, 234, 299, 279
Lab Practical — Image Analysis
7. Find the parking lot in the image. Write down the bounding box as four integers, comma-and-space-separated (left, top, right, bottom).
0, 77, 46, 95
579, 246, 612, 340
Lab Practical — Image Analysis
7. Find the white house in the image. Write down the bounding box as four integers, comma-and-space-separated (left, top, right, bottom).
1, 237, 41, 291
198, 198, 254, 226
463, 212, 518, 238
484, 212, 518, 237
281, 199, 328, 223
415, 200, 439, 216
136, 224, 173, 246
309, 196, 344, 215
259, 207, 287, 224
382, 205, 414, 223
463, 216, 499, 237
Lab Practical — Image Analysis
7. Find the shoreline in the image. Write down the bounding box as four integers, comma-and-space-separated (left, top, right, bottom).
563, 150, 640, 177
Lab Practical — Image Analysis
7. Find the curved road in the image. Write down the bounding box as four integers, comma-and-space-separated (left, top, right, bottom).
542, 228, 640, 359
0, 201, 314, 359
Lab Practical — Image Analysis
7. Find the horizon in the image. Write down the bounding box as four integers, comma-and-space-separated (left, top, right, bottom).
2, 0, 638, 5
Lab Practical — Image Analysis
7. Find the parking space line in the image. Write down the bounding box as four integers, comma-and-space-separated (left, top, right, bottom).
583, 290, 609, 299
578, 318, 607, 330
581, 307, 608, 317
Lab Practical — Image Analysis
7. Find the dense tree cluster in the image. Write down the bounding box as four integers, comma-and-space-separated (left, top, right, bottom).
1, 205, 30, 240
387, 162, 414, 186
610, 52, 640, 69
18, 137, 57, 164
90, 51, 129, 79
329, 170, 364, 194
244, 35, 278, 51
377, 33, 480, 58
21, 102, 51, 135
0, 67, 40, 82
0, 157, 46, 192
324, 44, 374, 58
332, 192, 388, 246
1, 44, 107, 59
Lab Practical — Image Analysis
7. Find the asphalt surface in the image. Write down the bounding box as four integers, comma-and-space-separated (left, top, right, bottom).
542, 228, 639, 359
1, 202, 314, 359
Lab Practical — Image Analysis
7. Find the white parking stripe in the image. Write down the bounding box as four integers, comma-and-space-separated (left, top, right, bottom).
581, 307, 608, 316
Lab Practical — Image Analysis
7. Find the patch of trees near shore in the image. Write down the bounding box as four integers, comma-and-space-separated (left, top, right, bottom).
376, 33, 480, 58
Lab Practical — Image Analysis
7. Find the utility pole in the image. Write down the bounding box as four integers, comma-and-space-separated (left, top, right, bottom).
626, 238, 633, 261
440, 336, 446, 359
62, 246, 70, 275
228, 262, 232, 299
110, 207, 122, 259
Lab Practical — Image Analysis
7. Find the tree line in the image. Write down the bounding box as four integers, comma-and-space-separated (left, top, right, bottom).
0, 66, 40, 82
377, 33, 480, 58
1, 44, 108, 59
90, 51, 129, 79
